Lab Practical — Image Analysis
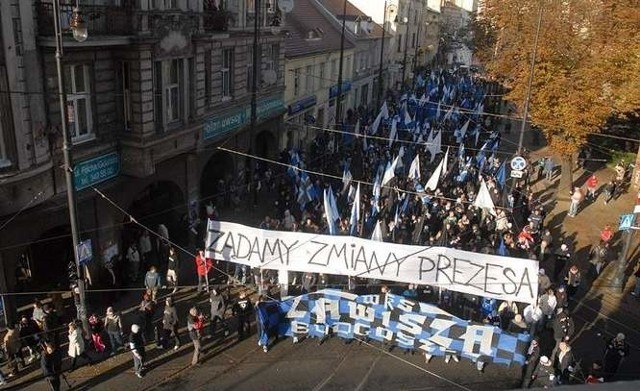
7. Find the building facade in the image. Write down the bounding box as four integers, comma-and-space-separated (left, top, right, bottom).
0, 0, 286, 315
282, 0, 356, 149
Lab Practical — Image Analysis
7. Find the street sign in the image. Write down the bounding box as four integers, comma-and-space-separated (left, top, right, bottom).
510, 170, 524, 178
77, 239, 93, 265
619, 214, 636, 231
510, 156, 527, 171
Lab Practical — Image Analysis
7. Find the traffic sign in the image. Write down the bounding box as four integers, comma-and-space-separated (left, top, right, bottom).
510, 156, 527, 171
77, 239, 93, 265
619, 214, 636, 231
510, 170, 524, 178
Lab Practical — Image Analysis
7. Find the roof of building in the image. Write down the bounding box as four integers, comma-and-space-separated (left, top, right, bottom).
285, 0, 356, 58
317, 0, 386, 39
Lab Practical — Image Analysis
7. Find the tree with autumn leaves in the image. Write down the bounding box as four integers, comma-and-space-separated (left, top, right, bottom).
473, 0, 640, 189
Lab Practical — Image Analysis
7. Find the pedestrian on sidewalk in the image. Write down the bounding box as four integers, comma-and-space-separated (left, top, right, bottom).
187, 307, 206, 366
129, 324, 146, 378
564, 265, 581, 298
40, 341, 62, 391
144, 266, 162, 302
104, 307, 124, 355
543, 157, 554, 181
603, 333, 629, 380
531, 355, 555, 388
600, 225, 614, 244
586, 174, 598, 201
139, 292, 156, 340
67, 322, 92, 371
42, 304, 61, 347
19, 314, 40, 363
127, 243, 141, 282
209, 288, 228, 338
88, 313, 106, 353
551, 308, 575, 360
567, 187, 584, 217
161, 297, 181, 350
603, 180, 616, 205
166, 247, 180, 294
3, 324, 23, 376
521, 339, 540, 388
554, 243, 572, 282
554, 341, 575, 385
139, 231, 153, 271
590, 240, 609, 276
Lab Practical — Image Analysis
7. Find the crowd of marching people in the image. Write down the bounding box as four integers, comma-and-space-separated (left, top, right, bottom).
203, 66, 632, 387
0, 67, 634, 390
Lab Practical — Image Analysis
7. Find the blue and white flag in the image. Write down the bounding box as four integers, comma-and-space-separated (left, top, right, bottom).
381, 155, 401, 187
323, 188, 339, 235
342, 168, 352, 193
349, 183, 361, 236
388, 117, 398, 147
496, 162, 506, 189
473, 179, 497, 217
408, 154, 421, 181
425, 155, 445, 191
371, 220, 383, 241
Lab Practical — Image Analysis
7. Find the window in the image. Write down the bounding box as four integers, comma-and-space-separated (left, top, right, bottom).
222, 48, 234, 99
264, 44, 278, 83
330, 59, 337, 78
247, 49, 254, 92
119, 62, 132, 131
166, 59, 181, 122
65, 64, 93, 143
397, 34, 402, 52
153, 0, 177, 10
361, 83, 369, 106
0, 67, 14, 167
293, 68, 300, 97
412, 33, 416, 48
305, 65, 313, 93
205, 50, 212, 105
154, 59, 185, 132
318, 62, 325, 87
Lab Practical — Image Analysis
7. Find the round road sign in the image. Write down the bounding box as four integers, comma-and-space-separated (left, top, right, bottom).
510, 156, 527, 171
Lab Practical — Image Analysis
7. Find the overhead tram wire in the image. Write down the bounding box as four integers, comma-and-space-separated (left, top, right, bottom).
0, 191, 44, 232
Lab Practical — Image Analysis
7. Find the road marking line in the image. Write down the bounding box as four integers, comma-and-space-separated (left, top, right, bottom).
311, 344, 353, 391
355, 353, 383, 391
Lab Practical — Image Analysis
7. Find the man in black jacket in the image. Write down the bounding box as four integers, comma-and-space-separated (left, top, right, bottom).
551, 308, 575, 360
40, 341, 62, 391
232, 292, 253, 341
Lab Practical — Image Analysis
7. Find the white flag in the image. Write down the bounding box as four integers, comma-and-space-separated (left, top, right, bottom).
425, 155, 444, 191
408, 154, 421, 181
381, 155, 400, 186
342, 168, 352, 193
473, 179, 498, 217
381, 101, 389, 119
371, 220, 384, 242
388, 118, 398, 147
370, 110, 383, 135
441, 146, 449, 178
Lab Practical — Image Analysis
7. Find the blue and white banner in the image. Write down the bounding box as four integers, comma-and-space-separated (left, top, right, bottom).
206, 221, 539, 303
263, 290, 530, 366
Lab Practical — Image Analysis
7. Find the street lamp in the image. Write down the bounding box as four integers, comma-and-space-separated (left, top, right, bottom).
397, 15, 409, 90
52, 0, 90, 334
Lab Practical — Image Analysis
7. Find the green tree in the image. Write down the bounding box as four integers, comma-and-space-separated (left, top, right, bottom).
476, 0, 640, 191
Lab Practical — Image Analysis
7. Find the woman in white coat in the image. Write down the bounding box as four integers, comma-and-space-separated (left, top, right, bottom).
68, 322, 92, 371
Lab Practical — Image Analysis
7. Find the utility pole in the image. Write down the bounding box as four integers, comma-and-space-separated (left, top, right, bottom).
53, 0, 90, 335
377, 0, 388, 109
609, 194, 640, 292
517, 2, 543, 154
335, 0, 348, 127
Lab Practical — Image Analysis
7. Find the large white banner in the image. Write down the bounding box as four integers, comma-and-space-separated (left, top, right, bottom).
205, 221, 539, 303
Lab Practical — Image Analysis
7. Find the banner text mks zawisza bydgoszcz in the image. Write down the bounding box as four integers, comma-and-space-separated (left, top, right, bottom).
206, 221, 539, 303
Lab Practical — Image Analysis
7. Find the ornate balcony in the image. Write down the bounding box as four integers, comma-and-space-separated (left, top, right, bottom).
36, 1, 134, 37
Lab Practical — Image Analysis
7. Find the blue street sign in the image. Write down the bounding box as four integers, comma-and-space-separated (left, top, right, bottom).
77, 239, 93, 265
619, 213, 635, 231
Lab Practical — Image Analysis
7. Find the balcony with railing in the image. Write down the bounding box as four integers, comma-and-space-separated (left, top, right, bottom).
36, 1, 135, 37
203, 0, 283, 33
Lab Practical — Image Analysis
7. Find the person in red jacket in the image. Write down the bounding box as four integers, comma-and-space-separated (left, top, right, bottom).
195, 249, 213, 292
586, 174, 598, 201
600, 225, 613, 244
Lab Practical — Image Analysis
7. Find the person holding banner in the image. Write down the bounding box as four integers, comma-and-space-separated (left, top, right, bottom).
195, 249, 213, 293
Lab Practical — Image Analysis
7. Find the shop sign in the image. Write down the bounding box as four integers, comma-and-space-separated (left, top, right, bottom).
288, 95, 317, 115
74, 152, 120, 191
329, 81, 352, 99
203, 96, 285, 141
